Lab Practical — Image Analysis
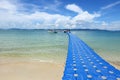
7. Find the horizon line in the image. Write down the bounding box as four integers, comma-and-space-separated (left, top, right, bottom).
0, 28, 120, 32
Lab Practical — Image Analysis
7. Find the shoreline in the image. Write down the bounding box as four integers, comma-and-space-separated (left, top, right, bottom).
0, 57, 120, 80
0, 58, 64, 80
0, 57, 119, 69
108, 61, 120, 70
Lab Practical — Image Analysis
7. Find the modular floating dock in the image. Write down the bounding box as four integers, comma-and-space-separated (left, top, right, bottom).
62, 33, 120, 80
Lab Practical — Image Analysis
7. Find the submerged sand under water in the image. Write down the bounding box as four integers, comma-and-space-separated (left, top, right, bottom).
0, 30, 120, 80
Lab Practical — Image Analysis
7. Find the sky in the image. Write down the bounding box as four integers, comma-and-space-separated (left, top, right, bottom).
0, 0, 120, 30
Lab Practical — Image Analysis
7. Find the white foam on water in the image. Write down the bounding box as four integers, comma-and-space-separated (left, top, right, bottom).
31, 59, 54, 63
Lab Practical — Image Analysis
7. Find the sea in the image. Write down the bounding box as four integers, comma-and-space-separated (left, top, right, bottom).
0, 29, 120, 65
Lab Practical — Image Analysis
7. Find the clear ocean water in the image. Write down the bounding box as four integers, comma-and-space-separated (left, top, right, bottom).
0, 29, 120, 64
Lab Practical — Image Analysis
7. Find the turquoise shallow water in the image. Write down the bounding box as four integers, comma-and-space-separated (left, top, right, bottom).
0, 30, 120, 64
73, 31, 120, 63
0, 30, 68, 62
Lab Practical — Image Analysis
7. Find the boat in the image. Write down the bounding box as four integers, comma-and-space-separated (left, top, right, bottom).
48, 29, 58, 33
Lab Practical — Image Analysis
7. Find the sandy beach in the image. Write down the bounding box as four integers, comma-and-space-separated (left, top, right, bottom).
0, 58, 64, 80
0, 0, 120, 79
0, 57, 120, 80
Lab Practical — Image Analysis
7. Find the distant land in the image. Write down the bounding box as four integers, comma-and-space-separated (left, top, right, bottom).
0, 28, 120, 32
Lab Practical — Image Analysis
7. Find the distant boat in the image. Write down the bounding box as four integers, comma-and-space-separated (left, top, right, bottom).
53, 31, 57, 33
48, 29, 53, 32
63, 29, 71, 33
48, 29, 58, 33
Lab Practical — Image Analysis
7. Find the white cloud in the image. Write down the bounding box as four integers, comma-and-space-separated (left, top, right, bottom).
0, 11, 71, 29
39, 0, 62, 12
81, 21, 120, 31
66, 4, 83, 13
0, 0, 17, 13
73, 11, 100, 22
101, 1, 120, 10
108, 21, 120, 31
0, 1, 119, 31
66, 4, 100, 22
101, 21, 108, 26
0, 0, 70, 29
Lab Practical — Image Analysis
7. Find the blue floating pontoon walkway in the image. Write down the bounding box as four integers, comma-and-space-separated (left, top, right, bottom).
62, 33, 120, 80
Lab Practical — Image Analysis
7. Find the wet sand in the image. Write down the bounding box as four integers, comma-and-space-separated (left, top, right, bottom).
108, 61, 120, 70
0, 58, 64, 80
0, 58, 120, 80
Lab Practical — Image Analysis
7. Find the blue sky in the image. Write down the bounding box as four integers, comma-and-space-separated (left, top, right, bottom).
0, 0, 120, 30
